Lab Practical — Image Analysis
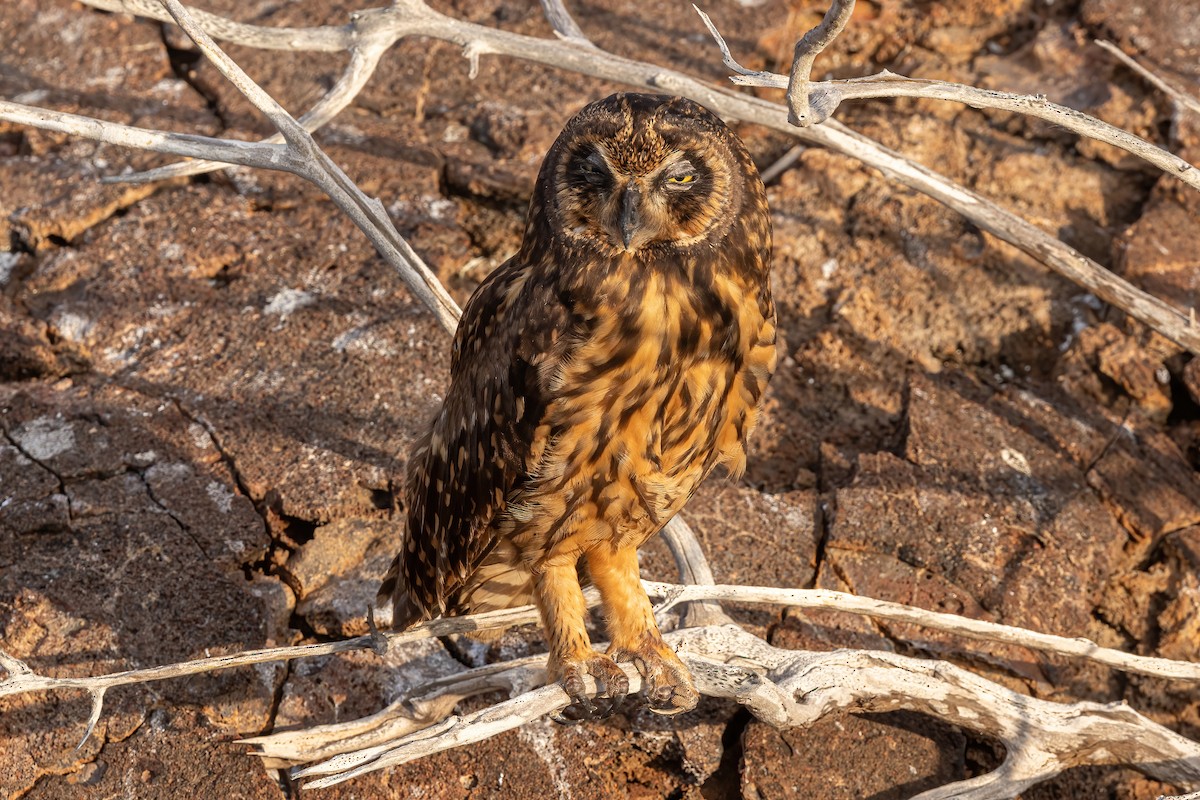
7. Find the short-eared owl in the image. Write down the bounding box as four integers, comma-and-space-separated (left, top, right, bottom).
380, 92, 775, 718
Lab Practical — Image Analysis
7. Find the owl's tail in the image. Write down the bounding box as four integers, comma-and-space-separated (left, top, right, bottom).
376, 543, 535, 634
454, 557, 535, 615
375, 554, 427, 631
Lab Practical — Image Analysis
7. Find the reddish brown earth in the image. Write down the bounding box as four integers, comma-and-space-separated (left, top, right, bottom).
2, 0, 1199, 798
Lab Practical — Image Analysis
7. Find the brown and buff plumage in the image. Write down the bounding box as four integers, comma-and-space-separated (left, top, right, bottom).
379, 92, 776, 719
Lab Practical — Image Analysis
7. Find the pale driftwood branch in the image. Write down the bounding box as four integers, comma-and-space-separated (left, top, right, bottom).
240, 654, 549, 768
1095, 39, 1200, 119
0, 100, 290, 166
242, 625, 1200, 795
80, 688, 105, 752
152, 0, 461, 335
79, 0, 353, 50
698, 7, 1200, 193
784, 0, 855, 125
113, 39, 393, 184
35, 0, 1197, 356
5, 580, 1197, 714
538, 0, 595, 47
759, 143, 805, 184
658, 516, 730, 628
639, 581, 1200, 682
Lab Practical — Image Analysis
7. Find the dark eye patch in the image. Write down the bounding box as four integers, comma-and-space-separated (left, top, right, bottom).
569, 150, 612, 187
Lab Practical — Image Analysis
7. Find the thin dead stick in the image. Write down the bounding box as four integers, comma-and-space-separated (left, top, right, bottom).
658, 516, 729, 628
0, 602, 556, 702
1095, 39, 1200, 119
119, 40, 394, 184
150, 0, 461, 335
785, 0, 855, 125
80, 0, 354, 50
538, 0, 595, 47
759, 144, 805, 184
696, 7, 1200, 187
640, 581, 1200, 681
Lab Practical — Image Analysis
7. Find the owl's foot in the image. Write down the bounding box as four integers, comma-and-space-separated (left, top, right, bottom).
549, 650, 630, 724
610, 635, 699, 716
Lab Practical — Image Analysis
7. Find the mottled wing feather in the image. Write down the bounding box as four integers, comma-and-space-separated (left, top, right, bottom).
383, 258, 567, 626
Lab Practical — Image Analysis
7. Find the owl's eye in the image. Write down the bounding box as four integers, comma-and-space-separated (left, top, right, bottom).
574, 152, 611, 186
663, 160, 699, 190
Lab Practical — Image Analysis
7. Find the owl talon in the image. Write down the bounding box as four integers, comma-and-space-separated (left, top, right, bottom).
550, 651, 630, 724
610, 636, 699, 716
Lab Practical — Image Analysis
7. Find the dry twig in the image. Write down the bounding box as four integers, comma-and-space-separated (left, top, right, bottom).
1095, 39, 1200, 119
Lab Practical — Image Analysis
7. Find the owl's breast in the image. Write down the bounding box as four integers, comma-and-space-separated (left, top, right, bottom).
509, 261, 774, 556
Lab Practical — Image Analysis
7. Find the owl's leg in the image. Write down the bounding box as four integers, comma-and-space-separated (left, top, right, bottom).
588, 544, 699, 715
534, 558, 630, 723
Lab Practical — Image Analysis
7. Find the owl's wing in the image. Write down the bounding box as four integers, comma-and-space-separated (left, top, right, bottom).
383, 260, 566, 624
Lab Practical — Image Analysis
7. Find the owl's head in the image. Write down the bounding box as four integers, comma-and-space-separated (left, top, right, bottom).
529, 93, 760, 256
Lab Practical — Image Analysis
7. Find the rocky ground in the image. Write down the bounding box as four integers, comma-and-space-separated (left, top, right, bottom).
2, 0, 1199, 797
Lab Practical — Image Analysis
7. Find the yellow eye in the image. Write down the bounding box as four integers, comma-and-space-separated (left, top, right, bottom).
667, 173, 696, 184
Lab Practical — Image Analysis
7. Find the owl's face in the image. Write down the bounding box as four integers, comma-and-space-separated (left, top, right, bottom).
537, 93, 748, 256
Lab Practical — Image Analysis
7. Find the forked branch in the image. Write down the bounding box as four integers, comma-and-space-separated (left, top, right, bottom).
23, 0, 1198, 355
248, 625, 1200, 795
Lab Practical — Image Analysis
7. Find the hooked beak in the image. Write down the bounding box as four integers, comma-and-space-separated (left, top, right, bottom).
618, 185, 642, 249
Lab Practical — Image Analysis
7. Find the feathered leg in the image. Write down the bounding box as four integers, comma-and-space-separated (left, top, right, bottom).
534, 558, 629, 722
587, 544, 698, 715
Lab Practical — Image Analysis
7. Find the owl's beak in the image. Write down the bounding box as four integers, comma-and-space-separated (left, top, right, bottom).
618, 186, 642, 249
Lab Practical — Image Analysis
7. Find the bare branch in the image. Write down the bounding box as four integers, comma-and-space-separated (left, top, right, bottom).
0, 604, 557, 704
13, 0, 1189, 352
759, 143, 805, 184
80, 0, 353, 50
786, 0, 855, 126
658, 517, 729, 627
1096, 39, 1200, 119
692, 5, 777, 82
4, 577, 1196, 718
112, 40, 393, 184
151, 0, 461, 334
698, 11, 1200, 194
641, 582, 1200, 682
736, 635, 1200, 799
0, 100, 290, 167
0, 648, 33, 680
248, 625, 1200, 793
539, 0, 595, 47
240, 654, 548, 767
78, 688, 106, 751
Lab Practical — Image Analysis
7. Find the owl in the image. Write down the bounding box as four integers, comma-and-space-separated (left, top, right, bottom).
379, 92, 776, 720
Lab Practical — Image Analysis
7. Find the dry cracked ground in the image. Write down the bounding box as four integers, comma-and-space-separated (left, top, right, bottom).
2, 0, 1200, 798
